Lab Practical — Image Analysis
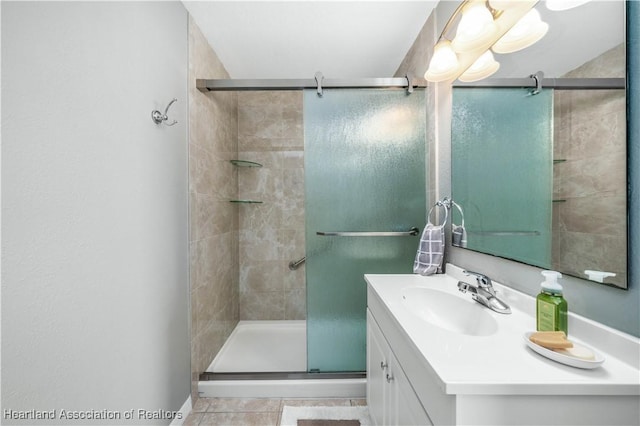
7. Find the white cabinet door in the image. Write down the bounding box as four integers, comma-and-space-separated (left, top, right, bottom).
391, 354, 433, 426
367, 311, 389, 426
368, 310, 432, 426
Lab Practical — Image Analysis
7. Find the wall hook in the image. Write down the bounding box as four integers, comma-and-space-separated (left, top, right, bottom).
151, 98, 178, 126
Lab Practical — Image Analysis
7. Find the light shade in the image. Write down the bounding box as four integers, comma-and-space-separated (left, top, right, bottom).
424, 40, 460, 82
458, 50, 500, 82
492, 9, 549, 54
451, 1, 499, 53
546, 0, 591, 11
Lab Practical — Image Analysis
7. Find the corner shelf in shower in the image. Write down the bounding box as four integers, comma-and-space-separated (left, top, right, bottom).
230, 160, 263, 203
230, 160, 263, 168
552, 161, 567, 204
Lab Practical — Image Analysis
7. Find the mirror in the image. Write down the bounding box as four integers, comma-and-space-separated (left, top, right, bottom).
450, 1, 627, 288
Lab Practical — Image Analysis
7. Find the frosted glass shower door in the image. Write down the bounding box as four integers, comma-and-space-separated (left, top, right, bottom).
304, 89, 426, 373
451, 87, 553, 268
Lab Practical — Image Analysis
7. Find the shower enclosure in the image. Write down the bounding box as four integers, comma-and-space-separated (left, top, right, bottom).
196, 78, 427, 396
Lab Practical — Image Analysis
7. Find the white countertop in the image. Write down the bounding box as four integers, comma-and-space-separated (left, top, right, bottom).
365, 265, 640, 396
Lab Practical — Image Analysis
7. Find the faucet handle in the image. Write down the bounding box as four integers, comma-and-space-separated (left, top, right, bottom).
463, 270, 492, 288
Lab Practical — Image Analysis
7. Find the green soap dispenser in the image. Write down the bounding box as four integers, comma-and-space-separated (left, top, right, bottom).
536, 270, 568, 335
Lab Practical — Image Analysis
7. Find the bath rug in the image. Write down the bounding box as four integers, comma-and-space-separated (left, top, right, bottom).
298, 420, 360, 426
280, 406, 371, 426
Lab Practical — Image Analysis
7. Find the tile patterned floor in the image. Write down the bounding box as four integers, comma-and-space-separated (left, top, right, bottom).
184, 398, 367, 426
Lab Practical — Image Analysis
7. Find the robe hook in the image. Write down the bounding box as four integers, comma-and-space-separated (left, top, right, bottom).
151, 98, 178, 126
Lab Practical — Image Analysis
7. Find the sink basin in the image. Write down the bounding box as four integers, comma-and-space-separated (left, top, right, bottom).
401, 287, 498, 336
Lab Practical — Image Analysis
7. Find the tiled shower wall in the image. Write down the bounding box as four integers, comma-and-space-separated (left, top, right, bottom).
188, 17, 239, 400
552, 43, 627, 287
237, 92, 307, 320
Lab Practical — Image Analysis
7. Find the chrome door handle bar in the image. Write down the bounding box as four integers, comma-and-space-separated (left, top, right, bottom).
316, 227, 419, 237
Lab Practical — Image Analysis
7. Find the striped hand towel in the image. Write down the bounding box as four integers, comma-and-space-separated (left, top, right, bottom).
413, 223, 445, 276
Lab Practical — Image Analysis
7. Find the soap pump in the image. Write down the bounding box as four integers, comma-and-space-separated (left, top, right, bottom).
536, 270, 568, 335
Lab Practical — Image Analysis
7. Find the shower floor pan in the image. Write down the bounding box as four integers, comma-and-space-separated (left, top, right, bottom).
199, 320, 366, 398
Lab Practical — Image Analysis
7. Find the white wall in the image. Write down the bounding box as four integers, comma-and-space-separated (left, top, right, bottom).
1, 2, 190, 424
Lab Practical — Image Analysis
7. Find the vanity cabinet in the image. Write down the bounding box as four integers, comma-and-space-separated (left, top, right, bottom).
367, 310, 432, 426
366, 271, 640, 426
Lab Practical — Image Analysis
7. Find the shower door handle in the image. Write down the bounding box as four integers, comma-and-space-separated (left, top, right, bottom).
316, 227, 419, 237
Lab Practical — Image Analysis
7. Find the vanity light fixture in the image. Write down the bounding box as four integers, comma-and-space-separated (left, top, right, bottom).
425, 40, 461, 82
424, 0, 547, 83
451, 0, 499, 53
492, 9, 549, 54
488, 0, 521, 10
459, 50, 500, 82
545, 0, 591, 11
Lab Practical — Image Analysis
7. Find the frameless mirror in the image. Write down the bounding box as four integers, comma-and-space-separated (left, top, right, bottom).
450, 0, 627, 288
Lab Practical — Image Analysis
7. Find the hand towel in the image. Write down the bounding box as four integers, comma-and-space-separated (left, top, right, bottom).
452, 224, 467, 248
451, 200, 467, 248
413, 223, 445, 276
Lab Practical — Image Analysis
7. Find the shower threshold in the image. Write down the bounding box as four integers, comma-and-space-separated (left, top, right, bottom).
198, 371, 366, 398
201, 372, 366, 381
198, 320, 366, 398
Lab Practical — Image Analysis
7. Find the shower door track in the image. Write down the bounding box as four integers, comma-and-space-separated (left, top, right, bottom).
197, 75, 427, 93
200, 371, 366, 381
453, 76, 625, 90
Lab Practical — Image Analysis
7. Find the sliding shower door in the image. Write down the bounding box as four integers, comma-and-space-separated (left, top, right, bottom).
451, 87, 553, 268
304, 89, 426, 373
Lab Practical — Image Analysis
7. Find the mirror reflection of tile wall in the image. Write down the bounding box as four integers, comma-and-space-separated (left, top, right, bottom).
237, 92, 306, 319
552, 43, 627, 287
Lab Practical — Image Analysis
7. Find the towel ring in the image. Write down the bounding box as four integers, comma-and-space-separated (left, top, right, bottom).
451, 200, 465, 227
428, 202, 448, 227
151, 98, 178, 126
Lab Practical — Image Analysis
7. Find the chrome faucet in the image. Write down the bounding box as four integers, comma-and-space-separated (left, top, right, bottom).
457, 270, 511, 314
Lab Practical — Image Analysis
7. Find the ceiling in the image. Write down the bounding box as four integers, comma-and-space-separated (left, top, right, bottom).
183, 1, 625, 81
494, 0, 625, 78
182, 1, 439, 79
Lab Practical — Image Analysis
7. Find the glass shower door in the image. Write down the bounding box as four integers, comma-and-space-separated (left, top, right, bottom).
451, 87, 553, 268
304, 89, 426, 373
